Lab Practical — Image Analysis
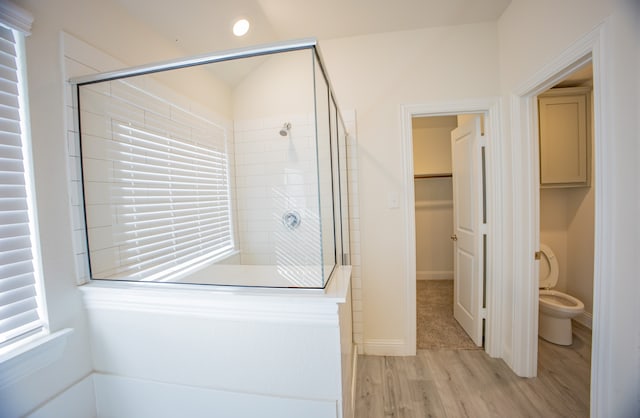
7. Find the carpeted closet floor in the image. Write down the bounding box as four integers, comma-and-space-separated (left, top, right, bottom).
417, 280, 480, 350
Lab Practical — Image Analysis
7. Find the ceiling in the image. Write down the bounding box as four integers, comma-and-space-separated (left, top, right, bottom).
110, 0, 511, 87
554, 63, 593, 88
113, 0, 511, 56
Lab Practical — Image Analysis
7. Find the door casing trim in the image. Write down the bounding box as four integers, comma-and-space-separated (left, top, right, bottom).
400, 98, 503, 357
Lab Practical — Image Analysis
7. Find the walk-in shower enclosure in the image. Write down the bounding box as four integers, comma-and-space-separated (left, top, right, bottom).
71, 39, 350, 289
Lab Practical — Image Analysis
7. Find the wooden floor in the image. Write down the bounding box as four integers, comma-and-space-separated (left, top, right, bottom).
354, 322, 591, 418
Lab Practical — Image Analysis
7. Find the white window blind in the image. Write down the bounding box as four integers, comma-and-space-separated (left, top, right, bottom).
80, 77, 236, 282
108, 120, 234, 280
0, 24, 43, 346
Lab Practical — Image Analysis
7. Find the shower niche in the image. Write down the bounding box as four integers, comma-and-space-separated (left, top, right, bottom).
72, 39, 351, 289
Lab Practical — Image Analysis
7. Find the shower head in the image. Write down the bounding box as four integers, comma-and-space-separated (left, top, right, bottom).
279, 122, 291, 136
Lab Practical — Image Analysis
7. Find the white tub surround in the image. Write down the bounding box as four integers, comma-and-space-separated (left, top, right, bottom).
80, 266, 354, 418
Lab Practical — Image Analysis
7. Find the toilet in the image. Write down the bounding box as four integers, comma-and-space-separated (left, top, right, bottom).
538, 243, 584, 345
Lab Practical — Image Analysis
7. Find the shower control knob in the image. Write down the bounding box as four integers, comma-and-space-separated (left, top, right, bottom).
282, 210, 302, 230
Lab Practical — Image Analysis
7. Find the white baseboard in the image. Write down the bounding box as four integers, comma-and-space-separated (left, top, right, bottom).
363, 339, 408, 356
416, 271, 453, 280
574, 311, 593, 329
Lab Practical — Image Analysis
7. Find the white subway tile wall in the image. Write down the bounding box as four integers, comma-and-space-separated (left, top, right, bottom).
343, 112, 363, 351
233, 115, 327, 287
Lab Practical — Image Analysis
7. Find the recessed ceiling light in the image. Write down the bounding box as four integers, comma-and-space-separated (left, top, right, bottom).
233, 19, 250, 37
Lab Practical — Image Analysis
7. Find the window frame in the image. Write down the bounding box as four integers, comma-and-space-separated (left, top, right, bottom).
0, 2, 72, 390
0, 5, 49, 356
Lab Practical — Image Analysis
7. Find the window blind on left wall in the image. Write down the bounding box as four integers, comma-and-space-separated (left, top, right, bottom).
0, 23, 43, 346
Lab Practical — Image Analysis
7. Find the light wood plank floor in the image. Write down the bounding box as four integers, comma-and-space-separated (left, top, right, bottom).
355, 323, 591, 418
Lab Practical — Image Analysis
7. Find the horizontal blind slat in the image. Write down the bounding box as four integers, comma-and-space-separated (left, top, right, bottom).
0, 271, 36, 293
120, 225, 232, 255
0, 132, 21, 147
118, 218, 231, 245
0, 235, 32, 254
0, 209, 29, 224
0, 260, 35, 281
0, 146, 24, 159
0, 310, 41, 341
0, 286, 37, 320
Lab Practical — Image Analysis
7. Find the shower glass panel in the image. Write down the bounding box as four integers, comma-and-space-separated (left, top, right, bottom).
313, 56, 336, 285
328, 96, 342, 263
337, 112, 350, 264
73, 40, 349, 289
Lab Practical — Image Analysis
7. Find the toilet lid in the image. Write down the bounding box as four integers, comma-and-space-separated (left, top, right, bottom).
539, 243, 559, 288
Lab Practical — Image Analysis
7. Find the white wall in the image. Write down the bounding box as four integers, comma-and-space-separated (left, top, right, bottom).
321, 22, 500, 353
565, 185, 594, 317
414, 178, 453, 280
540, 189, 570, 291
232, 50, 315, 121
540, 186, 595, 317
499, 0, 639, 414
412, 116, 455, 175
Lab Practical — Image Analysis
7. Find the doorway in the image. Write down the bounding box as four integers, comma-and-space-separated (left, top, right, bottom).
535, 63, 594, 403
400, 100, 502, 357
412, 115, 483, 350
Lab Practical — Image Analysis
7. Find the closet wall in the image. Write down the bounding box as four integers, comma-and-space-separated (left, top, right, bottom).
413, 116, 456, 280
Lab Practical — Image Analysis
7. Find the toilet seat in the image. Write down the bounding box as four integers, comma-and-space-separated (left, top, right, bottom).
539, 243, 559, 289
539, 289, 584, 311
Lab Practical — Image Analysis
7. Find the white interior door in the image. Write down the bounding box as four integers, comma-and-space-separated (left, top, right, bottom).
451, 116, 485, 347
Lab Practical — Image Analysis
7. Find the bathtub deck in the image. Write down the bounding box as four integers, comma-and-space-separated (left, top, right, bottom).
122, 263, 337, 289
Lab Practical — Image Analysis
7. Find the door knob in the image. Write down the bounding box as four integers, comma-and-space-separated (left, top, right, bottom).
450, 234, 458, 241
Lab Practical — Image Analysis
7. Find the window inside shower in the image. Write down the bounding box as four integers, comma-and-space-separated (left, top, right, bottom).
73, 43, 350, 289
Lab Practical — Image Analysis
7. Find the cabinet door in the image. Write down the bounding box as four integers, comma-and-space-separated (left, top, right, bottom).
538, 92, 589, 186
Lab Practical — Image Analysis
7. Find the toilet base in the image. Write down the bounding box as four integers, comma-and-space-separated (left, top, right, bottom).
539, 313, 573, 345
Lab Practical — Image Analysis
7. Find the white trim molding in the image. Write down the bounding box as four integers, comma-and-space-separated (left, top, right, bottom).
400, 98, 504, 359
508, 22, 609, 416
509, 24, 604, 376
0, 328, 73, 389
80, 266, 352, 326
363, 339, 407, 356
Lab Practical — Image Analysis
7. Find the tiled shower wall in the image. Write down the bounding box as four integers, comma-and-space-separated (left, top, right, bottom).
343, 112, 363, 351
233, 114, 326, 287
